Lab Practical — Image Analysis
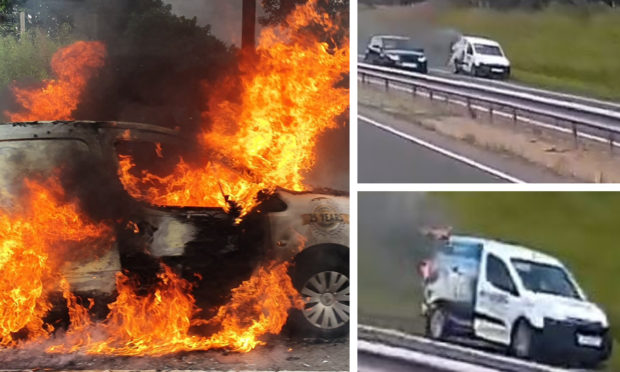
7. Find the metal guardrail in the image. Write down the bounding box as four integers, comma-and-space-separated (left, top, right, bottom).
359, 324, 570, 372
358, 62, 620, 150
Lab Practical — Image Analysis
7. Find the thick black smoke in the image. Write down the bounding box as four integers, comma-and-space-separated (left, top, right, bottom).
69, 1, 236, 135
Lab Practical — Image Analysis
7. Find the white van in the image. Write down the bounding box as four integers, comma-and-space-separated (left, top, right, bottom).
449, 36, 511, 79
420, 235, 612, 367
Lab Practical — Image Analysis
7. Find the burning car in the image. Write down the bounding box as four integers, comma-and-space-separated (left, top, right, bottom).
0, 120, 349, 346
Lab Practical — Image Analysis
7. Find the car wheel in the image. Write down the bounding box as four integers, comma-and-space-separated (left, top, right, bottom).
426, 306, 449, 340
290, 257, 349, 338
510, 320, 537, 360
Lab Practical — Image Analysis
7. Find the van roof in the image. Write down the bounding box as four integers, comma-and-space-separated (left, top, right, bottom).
450, 235, 563, 267
462, 36, 501, 47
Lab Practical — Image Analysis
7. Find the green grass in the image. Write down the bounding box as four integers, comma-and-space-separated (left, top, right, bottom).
0, 30, 68, 93
438, 7, 620, 101
434, 192, 620, 370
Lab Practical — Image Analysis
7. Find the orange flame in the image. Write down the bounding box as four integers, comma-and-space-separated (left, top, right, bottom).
48, 262, 301, 355
0, 177, 113, 346
118, 0, 349, 214
4, 41, 107, 122
1, 176, 301, 354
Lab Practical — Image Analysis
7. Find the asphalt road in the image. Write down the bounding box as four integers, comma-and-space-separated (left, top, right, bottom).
0, 337, 349, 371
358, 119, 507, 183
359, 350, 444, 372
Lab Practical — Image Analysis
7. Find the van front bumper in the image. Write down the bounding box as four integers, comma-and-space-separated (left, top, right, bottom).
538, 318, 612, 366
474, 64, 510, 78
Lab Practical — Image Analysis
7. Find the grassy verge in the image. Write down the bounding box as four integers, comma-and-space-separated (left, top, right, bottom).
438, 7, 620, 101
434, 192, 620, 370
0, 30, 69, 92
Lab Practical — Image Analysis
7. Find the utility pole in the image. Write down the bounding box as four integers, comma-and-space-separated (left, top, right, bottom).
19, 11, 25, 38
241, 0, 256, 51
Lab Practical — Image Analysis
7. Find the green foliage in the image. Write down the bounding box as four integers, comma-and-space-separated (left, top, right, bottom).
439, 7, 620, 100
434, 192, 620, 370
0, 29, 67, 91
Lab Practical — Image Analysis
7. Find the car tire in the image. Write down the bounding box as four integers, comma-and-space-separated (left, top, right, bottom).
426, 306, 449, 340
289, 255, 349, 338
510, 320, 539, 360
472, 65, 479, 77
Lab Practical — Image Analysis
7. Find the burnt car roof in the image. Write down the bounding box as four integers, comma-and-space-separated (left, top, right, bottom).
0, 120, 180, 142
0, 121, 348, 206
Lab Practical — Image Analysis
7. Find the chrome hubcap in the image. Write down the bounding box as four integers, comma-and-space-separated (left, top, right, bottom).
301, 271, 349, 329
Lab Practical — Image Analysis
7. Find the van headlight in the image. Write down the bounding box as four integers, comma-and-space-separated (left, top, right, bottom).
419, 56, 427, 63
386, 54, 400, 61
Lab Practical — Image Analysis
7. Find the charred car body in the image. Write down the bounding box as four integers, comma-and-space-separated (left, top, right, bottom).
0, 121, 350, 338
419, 234, 611, 368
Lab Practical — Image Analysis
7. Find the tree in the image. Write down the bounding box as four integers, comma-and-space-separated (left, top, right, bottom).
0, 0, 25, 36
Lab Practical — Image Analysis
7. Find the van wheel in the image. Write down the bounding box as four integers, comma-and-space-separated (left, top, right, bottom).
426, 306, 449, 340
510, 320, 538, 360
289, 257, 349, 338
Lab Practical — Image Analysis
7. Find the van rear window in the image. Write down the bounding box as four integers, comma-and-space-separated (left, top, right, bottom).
442, 242, 482, 259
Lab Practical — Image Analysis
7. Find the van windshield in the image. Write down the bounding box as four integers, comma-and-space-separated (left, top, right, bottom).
474, 44, 503, 56
512, 259, 580, 299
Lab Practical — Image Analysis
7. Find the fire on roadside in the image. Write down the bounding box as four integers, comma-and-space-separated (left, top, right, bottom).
0, 0, 347, 356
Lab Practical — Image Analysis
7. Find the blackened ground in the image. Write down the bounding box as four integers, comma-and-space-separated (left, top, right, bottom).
0, 335, 348, 371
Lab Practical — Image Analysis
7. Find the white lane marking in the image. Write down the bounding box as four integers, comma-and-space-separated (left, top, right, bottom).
359, 324, 569, 372
359, 340, 499, 372
358, 115, 525, 183
359, 75, 620, 148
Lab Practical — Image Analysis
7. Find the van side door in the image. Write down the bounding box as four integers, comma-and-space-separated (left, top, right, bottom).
474, 253, 521, 345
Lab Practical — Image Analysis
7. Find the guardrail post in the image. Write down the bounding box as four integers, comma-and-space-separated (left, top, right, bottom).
361, 73, 366, 84
609, 132, 614, 154
412, 84, 417, 97
572, 123, 579, 148
489, 105, 494, 123
512, 108, 517, 123
384, 78, 389, 91
466, 97, 471, 111
429, 90, 434, 101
